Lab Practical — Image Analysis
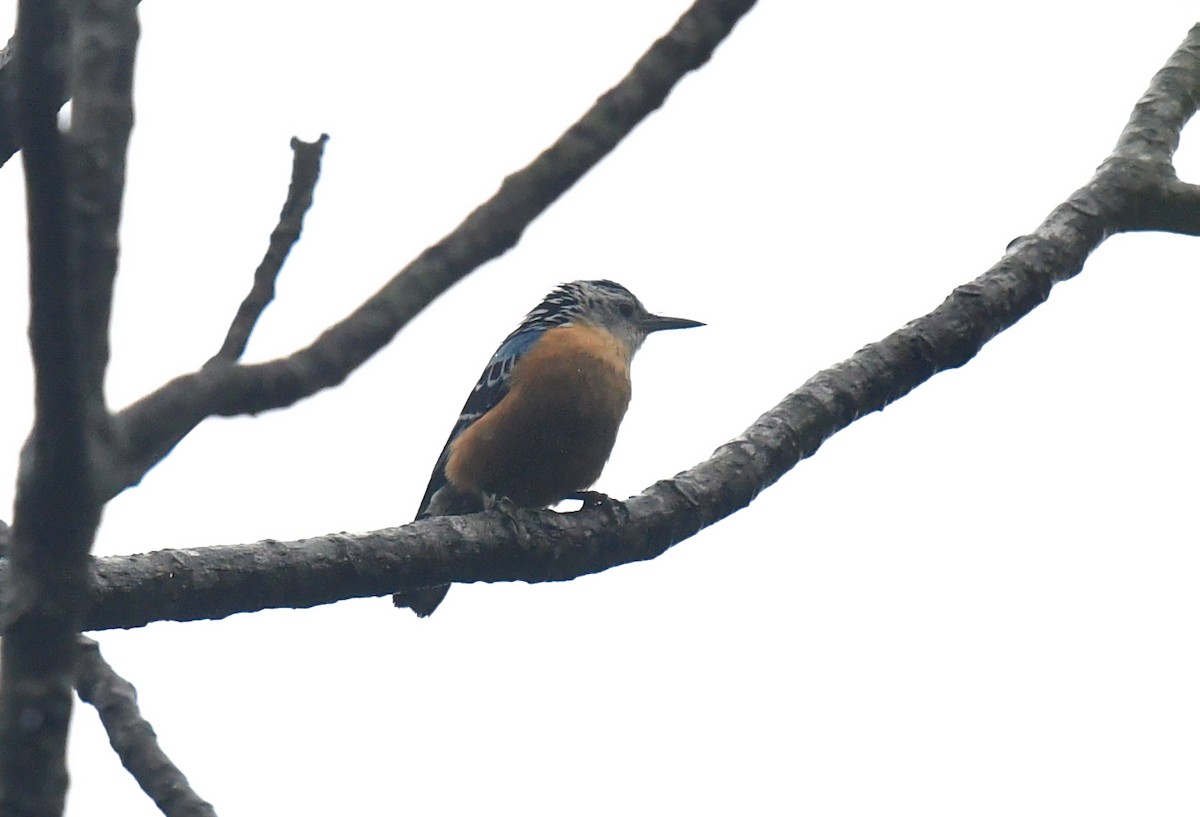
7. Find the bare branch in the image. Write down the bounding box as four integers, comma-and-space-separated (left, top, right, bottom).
0, 34, 20, 163
1, 0, 84, 812
0, 1, 143, 169
206, 135, 329, 367
103, 0, 759, 500
75, 638, 219, 817
1088, 23, 1200, 235
0, 1, 138, 813
1111, 29, 1200, 168
71, 22, 1200, 634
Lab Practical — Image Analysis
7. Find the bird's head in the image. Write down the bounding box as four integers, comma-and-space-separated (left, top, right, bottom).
548, 279, 703, 354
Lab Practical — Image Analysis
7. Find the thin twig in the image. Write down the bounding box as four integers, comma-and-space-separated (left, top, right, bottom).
206, 135, 330, 367
75, 638, 219, 817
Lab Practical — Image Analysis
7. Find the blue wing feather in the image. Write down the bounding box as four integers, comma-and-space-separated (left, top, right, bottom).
415, 327, 545, 515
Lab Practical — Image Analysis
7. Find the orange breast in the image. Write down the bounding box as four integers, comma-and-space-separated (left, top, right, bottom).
445, 323, 633, 507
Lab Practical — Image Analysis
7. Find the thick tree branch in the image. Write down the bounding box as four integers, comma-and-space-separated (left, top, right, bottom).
1099, 24, 1200, 234
102, 0, 759, 500
206, 135, 329, 367
0, 1, 138, 815
0, 1, 143, 169
65, 0, 136, 402
75, 638, 219, 817
66, 22, 1200, 634
2, 0, 82, 813
1111, 30, 1200, 167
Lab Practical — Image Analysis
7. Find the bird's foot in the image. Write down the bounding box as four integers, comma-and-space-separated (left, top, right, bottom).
483, 492, 518, 515
483, 493, 528, 539
569, 490, 612, 510
567, 490, 629, 525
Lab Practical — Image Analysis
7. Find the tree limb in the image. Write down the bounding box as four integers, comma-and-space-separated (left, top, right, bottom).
0, 1, 138, 814
74, 638, 219, 817
69, 22, 1200, 634
0, 1, 143, 169
0, 34, 20, 164
102, 0, 759, 500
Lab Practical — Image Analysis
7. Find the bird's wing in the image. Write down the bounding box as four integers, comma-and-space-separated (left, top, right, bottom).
415, 328, 543, 516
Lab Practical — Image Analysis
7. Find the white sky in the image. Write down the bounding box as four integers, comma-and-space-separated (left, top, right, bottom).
0, 2, 1198, 815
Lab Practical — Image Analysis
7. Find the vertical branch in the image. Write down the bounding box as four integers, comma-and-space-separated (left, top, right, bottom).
2, 0, 79, 813
64, 0, 138, 402
0, 1, 138, 815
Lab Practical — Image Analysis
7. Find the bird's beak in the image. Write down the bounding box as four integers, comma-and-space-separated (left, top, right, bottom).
642, 313, 704, 333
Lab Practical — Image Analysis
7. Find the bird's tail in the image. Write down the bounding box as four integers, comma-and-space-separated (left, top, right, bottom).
392, 585, 451, 618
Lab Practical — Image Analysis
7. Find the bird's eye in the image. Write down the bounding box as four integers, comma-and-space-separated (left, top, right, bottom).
618, 302, 634, 318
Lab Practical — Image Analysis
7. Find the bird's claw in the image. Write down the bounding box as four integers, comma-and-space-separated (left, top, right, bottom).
483, 493, 528, 539
483, 492, 518, 514
567, 490, 628, 524
569, 490, 611, 510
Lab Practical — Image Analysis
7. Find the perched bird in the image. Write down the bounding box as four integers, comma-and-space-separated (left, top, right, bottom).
393, 279, 703, 617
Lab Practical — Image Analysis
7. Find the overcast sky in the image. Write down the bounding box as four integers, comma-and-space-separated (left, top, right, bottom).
1, 3, 1199, 815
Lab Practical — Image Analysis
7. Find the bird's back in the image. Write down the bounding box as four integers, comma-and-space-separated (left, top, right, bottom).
414, 325, 545, 517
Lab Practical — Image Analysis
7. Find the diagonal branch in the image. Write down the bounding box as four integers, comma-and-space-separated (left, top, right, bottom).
75, 638, 219, 817
71, 22, 1200, 634
1089, 24, 1200, 235
206, 135, 329, 368
102, 0, 759, 501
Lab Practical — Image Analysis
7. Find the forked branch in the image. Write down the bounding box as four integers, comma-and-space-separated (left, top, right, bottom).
70, 23, 1200, 633
103, 0, 759, 500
